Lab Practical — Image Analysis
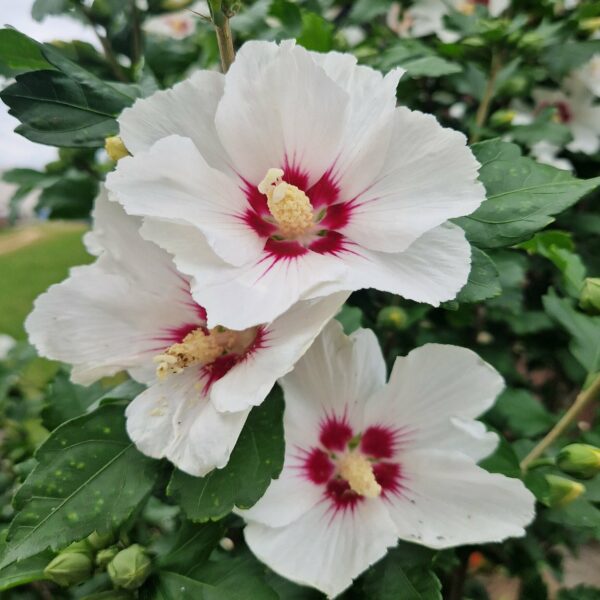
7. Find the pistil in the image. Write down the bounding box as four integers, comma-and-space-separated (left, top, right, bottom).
258, 168, 315, 238
338, 452, 382, 498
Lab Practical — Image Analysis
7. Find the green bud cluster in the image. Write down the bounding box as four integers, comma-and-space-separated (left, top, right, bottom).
107, 544, 153, 590
557, 444, 600, 480
377, 306, 408, 331
580, 278, 600, 315
543, 474, 585, 508
44, 540, 94, 587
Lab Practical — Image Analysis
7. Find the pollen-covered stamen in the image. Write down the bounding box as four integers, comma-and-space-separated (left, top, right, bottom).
258, 168, 315, 238
154, 326, 243, 379
338, 452, 382, 498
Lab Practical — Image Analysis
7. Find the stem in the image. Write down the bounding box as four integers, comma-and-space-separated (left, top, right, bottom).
214, 16, 235, 73
77, 4, 129, 82
448, 553, 469, 600
521, 373, 600, 471
131, 0, 143, 67
470, 52, 502, 144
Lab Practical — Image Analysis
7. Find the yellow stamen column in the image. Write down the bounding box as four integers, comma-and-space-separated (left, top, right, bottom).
338, 453, 382, 498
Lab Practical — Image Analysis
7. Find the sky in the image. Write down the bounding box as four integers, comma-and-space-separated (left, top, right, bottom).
0, 0, 98, 170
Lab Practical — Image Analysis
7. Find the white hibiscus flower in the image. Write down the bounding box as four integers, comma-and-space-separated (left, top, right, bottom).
240, 321, 535, 598
574, 54, 600, 98
25, 189, 347, 476
105, 40, 485, 331
400, 0, 510, 43
532, 79, 600, 155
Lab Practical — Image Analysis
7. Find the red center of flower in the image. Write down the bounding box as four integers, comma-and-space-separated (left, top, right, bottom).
241, 162, 355, 262
537, 100, 572, 124
152, 282, 267, 392
301, 415, 404, 512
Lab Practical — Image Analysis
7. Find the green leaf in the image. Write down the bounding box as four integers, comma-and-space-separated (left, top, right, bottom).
543, 40, 600, 78
479, 436, 521, 478
558, 586, 600, 600
487, 388, 555, 438
42, 370, 105, 430
36, 172, 98, 219
349, 0, 394, 22
296, 12, 333, 52
545, 498, 600, 532
456, 247, 501, 303
0, 549, 53, 591
363, 543, 441, 600
373, 40, 461, 77
1, 35, 141, 148
149, 567, 278, 600
0, 405, 160, 569
455, 140, 600, 249
521, 231, 586, 298
0, 29, 53, 74
336, 305, 363, 334
543, 290, 600, 374
31, 0, 72, 21
168, 389, 285, 522
155, 521, 225, 576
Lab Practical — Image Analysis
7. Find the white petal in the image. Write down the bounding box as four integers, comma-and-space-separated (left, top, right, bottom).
338, 222, 472, 307
281, 320, 386, 449
118, 70, 232, 173
126, 367, 249, 476
210, 292, 348, 412
245, 499, 397, 598
238, 454, 323, 528
140, 217, 348, 329
310, 51, 404, 200
363, 343, 504, 459
342, 108, 484, 253
25, 248, 199, 387
386, 450, 535, 548
215, 40, 349, 185
106, 135, 264, 267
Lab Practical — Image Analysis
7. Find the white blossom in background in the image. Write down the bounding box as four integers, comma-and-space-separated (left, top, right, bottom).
574, 54, 600, 97
532, 79, 600, 155
143, 1, 207, 39
26, 189, 346, 476
106, 40, 485, 331
531, 141, 573, 171
0, 334, 16, 360
240, 322, 535, 597
391, 0, 510, 42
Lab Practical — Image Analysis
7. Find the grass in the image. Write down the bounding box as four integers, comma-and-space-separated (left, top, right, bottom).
0, 222, 92, 340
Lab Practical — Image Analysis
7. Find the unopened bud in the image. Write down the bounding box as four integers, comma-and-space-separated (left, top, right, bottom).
580, 278, 600, 315
105, 136, 130, 162
108, 544, 152, 590
543, 474, 585, 508
87, 530, 114, 551
44, 545, 93, 587
377, 306, 408, 331
581, 17, 600, 32
490, 109, 516, 128
96, 546, 119, 568
219, 537, 234, 551
557, 444, 600, 480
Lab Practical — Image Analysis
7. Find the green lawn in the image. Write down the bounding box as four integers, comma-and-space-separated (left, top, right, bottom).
0, 222, 92, 340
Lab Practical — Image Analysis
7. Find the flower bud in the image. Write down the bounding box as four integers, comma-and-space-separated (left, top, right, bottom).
490, 109, 516, 128
376, 306, 408, 331
161, 0, 192, 8
108, 544, 152, 590
96, 546, 119, 568
543, 474, 585, 508
557, 444, 600, 480
44, 545, 93, 587
87, 530, 114, 551
580, 278, 600, 315
105, 136, 130, 162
